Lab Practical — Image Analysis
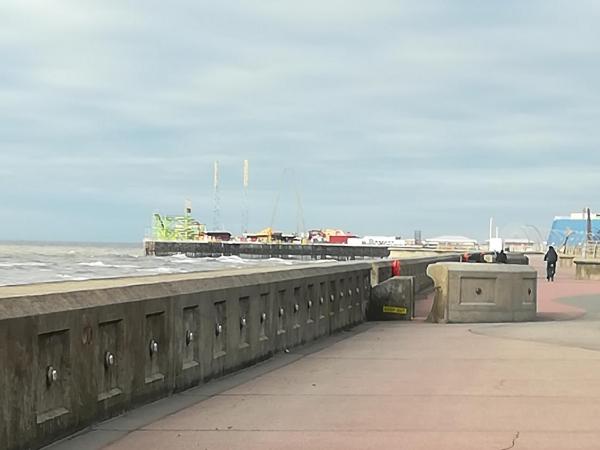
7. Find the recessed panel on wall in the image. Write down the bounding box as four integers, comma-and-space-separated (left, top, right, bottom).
523, 279, 536, 305
339, 279, 345, 313
329, 280, 336, 317
238, 296, 250, 349
182, 306, 199, 370
213, 301, 227, 359
97, 319, 123, 401
277, 289, 286, 335
36, 329, 70, 424
306, 284, 316, 324
347, 277, 354, 310
259, 293, 270, 341
292, 287, 301, 330
144, 312, 166, 384
319, 282, 327, 321
459, 278, 496, 305
355, 275, 361, 308
363, 275, 370, 314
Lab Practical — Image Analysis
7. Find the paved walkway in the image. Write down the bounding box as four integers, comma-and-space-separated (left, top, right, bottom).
52, 257, 600, 450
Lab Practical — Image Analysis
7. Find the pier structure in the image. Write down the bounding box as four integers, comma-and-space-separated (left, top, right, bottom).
144, 239, 392, 260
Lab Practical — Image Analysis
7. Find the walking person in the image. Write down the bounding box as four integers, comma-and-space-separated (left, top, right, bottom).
544, 245, 559, 281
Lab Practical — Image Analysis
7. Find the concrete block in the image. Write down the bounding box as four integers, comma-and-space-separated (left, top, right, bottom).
574, 259, 600, 280
559, 255, 575, 268
427, 262, 537, 323
370, 255, 460, 294
506, 253, 529, 265
367, 276, 415, 321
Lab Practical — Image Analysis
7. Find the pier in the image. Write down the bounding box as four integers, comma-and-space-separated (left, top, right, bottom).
144, 240, 391, 260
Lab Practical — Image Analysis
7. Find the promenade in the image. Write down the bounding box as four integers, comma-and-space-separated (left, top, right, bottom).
50, 256, 600, 450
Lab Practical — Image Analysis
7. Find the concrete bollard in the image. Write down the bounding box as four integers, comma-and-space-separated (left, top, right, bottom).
367, 276, 415, 321
559, 255, 575, 268
574, 259, 600, 280
426, 262, 537, 323
505, 253, 529, 265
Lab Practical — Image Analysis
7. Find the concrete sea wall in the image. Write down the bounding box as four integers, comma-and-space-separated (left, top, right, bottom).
0, 256, 453, 450
1, 262, 379, 449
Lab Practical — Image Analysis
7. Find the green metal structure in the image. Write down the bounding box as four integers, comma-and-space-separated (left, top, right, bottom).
152, 212, 206, 241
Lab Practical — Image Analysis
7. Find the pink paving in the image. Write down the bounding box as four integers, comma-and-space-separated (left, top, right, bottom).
74, 257, 600, 450
528, 255, 599, 320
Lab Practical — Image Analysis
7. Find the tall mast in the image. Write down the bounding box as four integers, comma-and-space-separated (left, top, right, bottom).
213, 160, 221, 230
242, 160, 249, 234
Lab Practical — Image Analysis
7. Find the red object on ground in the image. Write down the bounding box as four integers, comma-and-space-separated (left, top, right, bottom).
391, 260, 401, 276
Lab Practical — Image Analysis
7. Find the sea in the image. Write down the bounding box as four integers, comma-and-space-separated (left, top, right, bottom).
0, 241, 323, 287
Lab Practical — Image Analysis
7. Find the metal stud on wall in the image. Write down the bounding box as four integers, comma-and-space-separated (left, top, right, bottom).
149, 339, 159, 356
185, 330, 194, 346
104, 351, 115, 369
46, 366, 58, 386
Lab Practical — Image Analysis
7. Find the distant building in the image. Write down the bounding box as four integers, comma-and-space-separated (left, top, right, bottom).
347, 236, 406, 247
245, 228, 282, 243
205, 231, 232, 241
504, 238, 536, 253
308, 229, 357, 244
424, 235, 479, 251
329, 232, 357, 244
548, 212, 600, 249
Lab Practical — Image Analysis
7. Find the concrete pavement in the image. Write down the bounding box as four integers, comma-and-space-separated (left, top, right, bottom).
49, 256, 600, 450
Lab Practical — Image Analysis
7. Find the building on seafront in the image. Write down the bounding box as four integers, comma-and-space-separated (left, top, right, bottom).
423, 235, 480, 251
547, 211, 600, 250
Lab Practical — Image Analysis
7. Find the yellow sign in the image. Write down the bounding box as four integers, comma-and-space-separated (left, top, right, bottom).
383, 306, 408, 315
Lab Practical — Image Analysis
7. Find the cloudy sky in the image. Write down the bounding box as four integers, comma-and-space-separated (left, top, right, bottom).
1, 1, 599, 243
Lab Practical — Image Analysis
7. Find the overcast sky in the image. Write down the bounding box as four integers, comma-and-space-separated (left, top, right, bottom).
1, 1, 599, 243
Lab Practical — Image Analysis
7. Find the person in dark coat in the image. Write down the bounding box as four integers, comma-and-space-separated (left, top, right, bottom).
496, 250, 508, 264
544, 246, 559, 281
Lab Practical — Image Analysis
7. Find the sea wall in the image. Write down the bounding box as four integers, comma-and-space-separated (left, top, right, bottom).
0, 256, 451, 450
1, 262, 381, 449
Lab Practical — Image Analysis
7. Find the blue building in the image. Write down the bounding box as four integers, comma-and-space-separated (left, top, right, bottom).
547, 212, 600, 248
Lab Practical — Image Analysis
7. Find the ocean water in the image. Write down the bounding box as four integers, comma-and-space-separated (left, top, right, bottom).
0, 241, 321, 287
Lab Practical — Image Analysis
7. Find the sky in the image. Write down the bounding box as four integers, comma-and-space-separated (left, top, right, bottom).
1, 0, 599, 243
